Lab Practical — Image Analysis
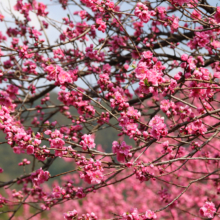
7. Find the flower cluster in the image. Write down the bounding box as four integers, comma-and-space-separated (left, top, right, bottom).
80, 134, 96, 151
122, 208, 157, 220
78, 158, 104, 184
58, 90, 95, 118
134, 3, 154, 23
112, 141, 132, 162
96, 18, 106, 33
149, 116, 168, 140
64, 209, 97, 220
30, 168, 50, 186
135, 51, 166, 96
0, 0, 219, 219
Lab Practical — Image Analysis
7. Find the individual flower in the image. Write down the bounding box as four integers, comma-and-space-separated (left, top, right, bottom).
143, 210, 157, 219
199, 202, 216, 218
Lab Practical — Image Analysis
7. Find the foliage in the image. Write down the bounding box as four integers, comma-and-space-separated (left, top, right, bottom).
0, 0, 220, 219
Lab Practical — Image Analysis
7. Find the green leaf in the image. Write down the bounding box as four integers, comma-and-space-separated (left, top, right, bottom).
144, 78, 150, 87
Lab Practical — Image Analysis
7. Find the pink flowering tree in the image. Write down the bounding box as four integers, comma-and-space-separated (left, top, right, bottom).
1, 0, 220, 219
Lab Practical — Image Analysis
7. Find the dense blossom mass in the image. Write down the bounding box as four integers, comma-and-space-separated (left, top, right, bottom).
0, 0, 220, 219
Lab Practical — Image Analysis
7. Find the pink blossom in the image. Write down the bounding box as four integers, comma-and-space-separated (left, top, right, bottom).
90, 170, 104, 184
112, 141, 132, 162
149, 116, 167, 140
200, 202, 216, 218
80, 134, 96, 150
96, 18, 106, 33
171, 17, 179, 32
211, 40, 220, 49
135, 3, 151, 23
214, 72, 220, 78
181, 54, 188, 61
142, 51, 153, 59
0, 14, 4, 21
53, 48, 64, 59
172, 0, 191, 6
135, 62, 147, 79
64, 210, 78, 220
122, 208, 140, 220
50, 138, 65, 149
31, 168, 50, 186
44, 64, 59, 81
215, 7, 220, 23
191, 10, 201, 20
58, 71, 72, 85
26, 145, 34, 154
143, 210, 157, 219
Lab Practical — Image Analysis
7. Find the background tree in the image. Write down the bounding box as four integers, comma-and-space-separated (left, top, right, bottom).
0, 0, 220, 219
